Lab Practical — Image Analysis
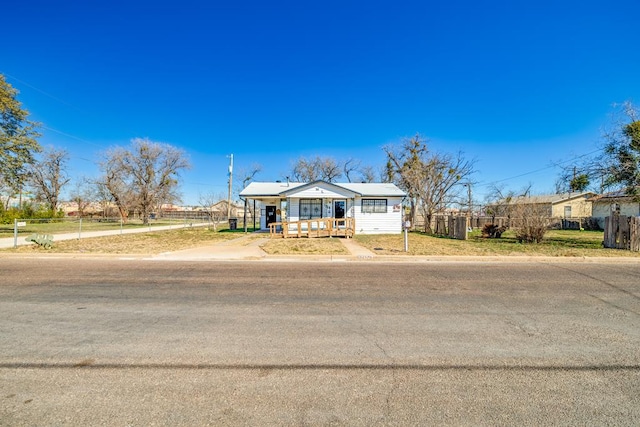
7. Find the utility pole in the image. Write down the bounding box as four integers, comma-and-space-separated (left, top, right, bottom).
227, 154, 233, 222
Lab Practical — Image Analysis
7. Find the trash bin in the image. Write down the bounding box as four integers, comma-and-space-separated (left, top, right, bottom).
229, 218, 237, 230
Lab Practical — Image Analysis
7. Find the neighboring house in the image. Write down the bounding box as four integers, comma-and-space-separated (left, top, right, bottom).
590, 191, 640, 228
489, 192, 595, 218
239, 180, 406, 234
206, 200, 245, 219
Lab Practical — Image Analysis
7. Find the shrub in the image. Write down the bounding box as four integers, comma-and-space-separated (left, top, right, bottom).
511, 202, 552, 243
481, 223, 507, 238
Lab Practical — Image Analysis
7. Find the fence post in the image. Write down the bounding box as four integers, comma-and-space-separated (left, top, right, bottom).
630, 217, 640, 251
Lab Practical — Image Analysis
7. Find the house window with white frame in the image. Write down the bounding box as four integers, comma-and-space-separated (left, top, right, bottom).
362, 199, 387, 213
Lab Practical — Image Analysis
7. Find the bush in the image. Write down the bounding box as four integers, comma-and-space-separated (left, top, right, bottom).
0, 203, 64, 224
481, 223, 507, 238
511, 203, 552, 243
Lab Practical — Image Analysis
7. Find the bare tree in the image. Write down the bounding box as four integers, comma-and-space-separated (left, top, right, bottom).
97, 146, 134, 221
291, 157, 318, 182
198, 191, 227, 231
236, 163, 262, 194
318, 157, 342, 181
342, 158, 361, 183
511, 199, 553, 243
28, 147, 70, 212
359, 165, 377, 183
69, 177, 96, 217
290, 156, 342, 182
484, 183, 532, 226
98, 138, 190, 224
385, 134, 475, 232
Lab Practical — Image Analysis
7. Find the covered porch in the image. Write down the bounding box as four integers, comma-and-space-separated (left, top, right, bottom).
268, 217, 355, 238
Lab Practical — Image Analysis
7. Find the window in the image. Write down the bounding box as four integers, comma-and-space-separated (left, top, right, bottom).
362, 199, 387, 213
299, 199, 322, 219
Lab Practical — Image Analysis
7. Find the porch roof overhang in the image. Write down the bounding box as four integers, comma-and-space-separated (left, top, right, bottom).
279, 180, 360, 198
239, 182, 305, 198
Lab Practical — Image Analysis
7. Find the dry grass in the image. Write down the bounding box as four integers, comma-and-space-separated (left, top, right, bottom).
355, 230, 640, 258
5, 227, 639, 258
260, 237, 350, 255
5, 228, 243, 255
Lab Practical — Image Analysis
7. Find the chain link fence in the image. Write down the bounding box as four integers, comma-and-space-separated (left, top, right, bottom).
2, 216, 214, 248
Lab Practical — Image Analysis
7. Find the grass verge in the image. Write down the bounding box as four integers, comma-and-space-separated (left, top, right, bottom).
3, 227, 244, 255
4, 228, 639, 258
260, 238, 350, 255
355, 229, 640, 257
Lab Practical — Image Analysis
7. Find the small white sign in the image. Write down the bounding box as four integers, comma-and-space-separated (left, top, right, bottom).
17, 221, 27, 227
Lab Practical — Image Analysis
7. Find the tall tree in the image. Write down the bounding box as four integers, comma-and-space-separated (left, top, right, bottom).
560, 101, 640, 199
342, 158, 361, 183
98, 138, 190, 224
290, 156, 342, 182
603, 103, 640, 199
69, 177, 96, 217
97, 146, 134, 221
28, 147, 71, 212
0, 74, 41, 200
385, 134, 475, 232
359, 165, 378, 183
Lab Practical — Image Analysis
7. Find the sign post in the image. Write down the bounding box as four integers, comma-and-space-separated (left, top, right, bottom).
14, 219, 27, 248
403, 220, 410, 252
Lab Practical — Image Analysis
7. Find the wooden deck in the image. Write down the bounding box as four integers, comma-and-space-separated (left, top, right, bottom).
268, 217, 355, 238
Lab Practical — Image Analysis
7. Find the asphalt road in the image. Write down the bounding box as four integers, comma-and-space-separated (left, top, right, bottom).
1, 259, 639, 425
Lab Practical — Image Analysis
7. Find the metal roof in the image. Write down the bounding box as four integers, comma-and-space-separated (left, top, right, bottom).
239, 181, 406, 197
239, 182, 305, 197
499, 191, 595, 205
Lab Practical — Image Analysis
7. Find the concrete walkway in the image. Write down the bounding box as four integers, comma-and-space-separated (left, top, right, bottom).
339, 237, 376, 258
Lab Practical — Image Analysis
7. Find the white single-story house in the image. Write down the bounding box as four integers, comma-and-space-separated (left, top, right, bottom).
239, 180, 406, 234
590, 191, 640, 228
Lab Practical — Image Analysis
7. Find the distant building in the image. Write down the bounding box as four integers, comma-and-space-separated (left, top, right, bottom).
489, 192, 595, 218
590, 191, 640, 228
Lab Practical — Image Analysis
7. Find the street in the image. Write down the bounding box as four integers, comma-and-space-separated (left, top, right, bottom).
1, 259, 639, 425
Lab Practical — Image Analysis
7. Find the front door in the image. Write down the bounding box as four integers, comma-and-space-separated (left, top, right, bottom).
334, 200, 345, 219
266, 206, 277, 227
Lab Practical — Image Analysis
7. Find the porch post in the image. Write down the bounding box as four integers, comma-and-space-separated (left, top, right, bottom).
243, 197, 247, 232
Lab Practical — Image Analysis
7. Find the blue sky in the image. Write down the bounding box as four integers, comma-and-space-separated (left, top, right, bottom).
3, 0, 639, 205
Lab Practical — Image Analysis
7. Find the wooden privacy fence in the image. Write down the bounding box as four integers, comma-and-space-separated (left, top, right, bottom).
433, 216, 468, 240
269, 217, 355, 239
604, 215, 640, 251
426, 215, 596, 231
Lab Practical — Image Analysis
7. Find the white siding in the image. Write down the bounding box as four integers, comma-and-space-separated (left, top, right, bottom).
353, 196, 403, 234
255, 198, 281, 230
289, 198, 300, 221
592, 201, 640, 228
286, 184, 355, 199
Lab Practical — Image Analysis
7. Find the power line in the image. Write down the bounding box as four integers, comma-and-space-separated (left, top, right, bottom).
476, 146, 605, 189
42, 126, 106, 149
2, 72, 82, 111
